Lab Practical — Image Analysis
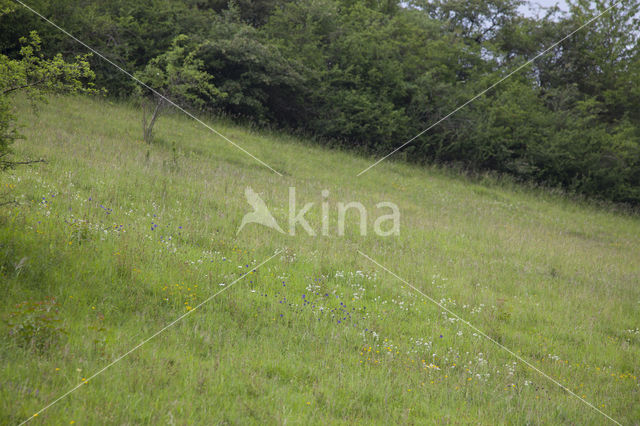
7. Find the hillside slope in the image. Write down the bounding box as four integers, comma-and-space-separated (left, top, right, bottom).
1, 94, 639, 424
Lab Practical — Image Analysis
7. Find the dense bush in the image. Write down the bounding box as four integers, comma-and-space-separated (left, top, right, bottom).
0, 0, 639, 204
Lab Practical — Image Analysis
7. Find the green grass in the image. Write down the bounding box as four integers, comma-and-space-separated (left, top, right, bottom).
1, 94, 639, 425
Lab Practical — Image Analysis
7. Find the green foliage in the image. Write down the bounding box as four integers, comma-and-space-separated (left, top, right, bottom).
135, 34, 224, 142
195, 13, 306, 126
0, 30, 99, 170
1, 31, 97, 98
135, 34, 223, 109
2, 0, 640, 203
411, 0, 524, 44
200, 0, 293, 26
0, 0, 15, 16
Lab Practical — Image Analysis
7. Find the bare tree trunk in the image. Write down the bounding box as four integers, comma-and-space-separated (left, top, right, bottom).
142, 95, 164, 143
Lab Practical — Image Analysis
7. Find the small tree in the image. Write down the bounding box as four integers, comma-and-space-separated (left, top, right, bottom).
0, 30, 99, 171
135, 35, 224, 143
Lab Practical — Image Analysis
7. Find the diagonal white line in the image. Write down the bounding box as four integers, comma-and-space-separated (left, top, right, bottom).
357, 249, 621, 425
357, 1, 621, 176
13, 0, 283, 177
18, 249, 283, 425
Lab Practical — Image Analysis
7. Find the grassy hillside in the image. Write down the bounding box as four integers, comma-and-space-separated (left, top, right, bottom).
1, 94, 639, 425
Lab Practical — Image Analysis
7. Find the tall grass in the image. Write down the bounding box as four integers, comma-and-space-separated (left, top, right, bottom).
0, 94, 638, 424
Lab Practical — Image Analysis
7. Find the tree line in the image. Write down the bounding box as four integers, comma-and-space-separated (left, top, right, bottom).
1, 0, 639, 204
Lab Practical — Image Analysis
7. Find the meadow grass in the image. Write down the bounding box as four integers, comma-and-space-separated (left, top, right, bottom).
1, 94, 639, 424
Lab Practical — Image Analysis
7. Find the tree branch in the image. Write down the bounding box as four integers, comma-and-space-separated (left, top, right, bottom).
2, 79, 46, 95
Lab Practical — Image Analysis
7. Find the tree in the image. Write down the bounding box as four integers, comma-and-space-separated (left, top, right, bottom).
1, 0, 639, 203
0, 30, 99, 171
409, 0, 523, 45
195, 12, 307, 127
134, 34, 224, 143
190, 0, 293, 26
